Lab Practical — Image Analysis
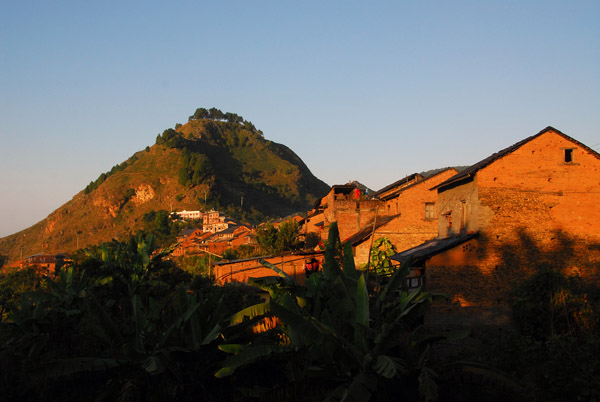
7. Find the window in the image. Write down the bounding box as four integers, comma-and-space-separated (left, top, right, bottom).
564, 148, 574, 163
406, 268, 425, 290
406, 276, 423, 289
424, 203, 436, 219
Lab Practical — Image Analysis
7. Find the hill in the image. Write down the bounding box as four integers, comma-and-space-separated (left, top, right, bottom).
0, 109, 329, 263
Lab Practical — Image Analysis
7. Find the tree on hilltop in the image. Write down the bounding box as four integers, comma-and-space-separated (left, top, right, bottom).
208, 107, 225, 120
189, 108, 209, 121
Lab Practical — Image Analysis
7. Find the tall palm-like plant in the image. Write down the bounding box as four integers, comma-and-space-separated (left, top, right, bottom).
218, 222, 467, 402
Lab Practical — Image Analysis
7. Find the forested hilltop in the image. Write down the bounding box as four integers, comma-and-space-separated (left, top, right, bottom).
0, 108, 329, 263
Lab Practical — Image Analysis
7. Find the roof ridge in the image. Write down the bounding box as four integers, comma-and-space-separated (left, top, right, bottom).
432, 126, 599, 190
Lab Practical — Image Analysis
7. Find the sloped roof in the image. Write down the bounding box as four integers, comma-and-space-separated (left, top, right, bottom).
390, 232, 478, 265
219, 225, 239, 235
373, 173, 423, 198
376, 168, 458, 201
178, 228, 197, 237
433, 126, 600, 191
344, 214, 399, 246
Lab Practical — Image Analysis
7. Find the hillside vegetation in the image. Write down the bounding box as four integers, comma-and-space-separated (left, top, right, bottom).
0, 109, 329, 262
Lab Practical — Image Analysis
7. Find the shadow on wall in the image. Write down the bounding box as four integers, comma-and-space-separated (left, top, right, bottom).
428, 228, 600, 329
491, 228, 600, 284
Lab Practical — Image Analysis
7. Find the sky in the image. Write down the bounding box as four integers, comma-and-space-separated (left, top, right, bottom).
1, 0, 599, 238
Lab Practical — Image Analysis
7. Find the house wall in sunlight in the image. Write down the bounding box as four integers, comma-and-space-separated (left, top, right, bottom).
426, 128, 600, 329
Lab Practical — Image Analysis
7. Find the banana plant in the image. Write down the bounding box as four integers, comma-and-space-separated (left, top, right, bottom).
217, 222, 466, 402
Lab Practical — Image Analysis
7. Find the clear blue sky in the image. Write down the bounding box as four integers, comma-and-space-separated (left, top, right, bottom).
1, 0, 599, 237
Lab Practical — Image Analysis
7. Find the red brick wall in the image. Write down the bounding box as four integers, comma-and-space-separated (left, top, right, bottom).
429, 131, 600, 328
323, 199, 383, 242
214, 253, 324, 285
353, 169, 458, 267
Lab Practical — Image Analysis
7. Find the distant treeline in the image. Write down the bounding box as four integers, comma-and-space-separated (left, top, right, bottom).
188, 107, 243, 124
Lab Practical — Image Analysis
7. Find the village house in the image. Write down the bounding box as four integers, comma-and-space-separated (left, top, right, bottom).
3, 253, 68, 277
315, 184, 383, 242
173, 224, 255, 257
202, 210, 235, 233
391, 127, 600, 329
299, 200, 326, 242
348, 169, 459, 267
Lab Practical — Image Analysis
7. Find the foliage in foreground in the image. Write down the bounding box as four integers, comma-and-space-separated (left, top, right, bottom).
217, 223, 473, 402
0, 233, 259, 402
4, 226, 581, 401
471, 266, 600, 402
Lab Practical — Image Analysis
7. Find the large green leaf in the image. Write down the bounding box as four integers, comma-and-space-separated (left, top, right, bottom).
418, 366, 439, 402
258, 259, 294, 282
215, 344, 284, 378
32, 357, 120, 380
377, 263, 410, 308
341, 372, 376, 402
229, 302, 271, 325
373, 355, 398, 378
342, 241, 358, 280
270, 300, 322, 346
354, 274, 369, 350
323, 223, 343, 281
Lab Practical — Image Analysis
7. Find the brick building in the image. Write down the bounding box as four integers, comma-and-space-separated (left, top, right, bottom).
4, 253, 67, 277
392, 127, 600, 329
349, 168, 460, 267
202, 210, 235, 233
315, 184, 383, 243
173, 225, 254, 257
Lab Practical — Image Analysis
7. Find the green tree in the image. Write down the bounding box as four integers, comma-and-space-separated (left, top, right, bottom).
362, 237, 397, 276
275, 219, 299, 252
179, 150, 213, 187
303, 232, 321, 250
256, 222, 279, 254
208, 107, 224, 120
190, 107, 209, 121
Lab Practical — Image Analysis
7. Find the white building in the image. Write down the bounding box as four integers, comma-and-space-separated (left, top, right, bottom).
176, 210, 203, 220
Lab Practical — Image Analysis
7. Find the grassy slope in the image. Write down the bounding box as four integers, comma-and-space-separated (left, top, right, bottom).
0, 119, 329, 263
